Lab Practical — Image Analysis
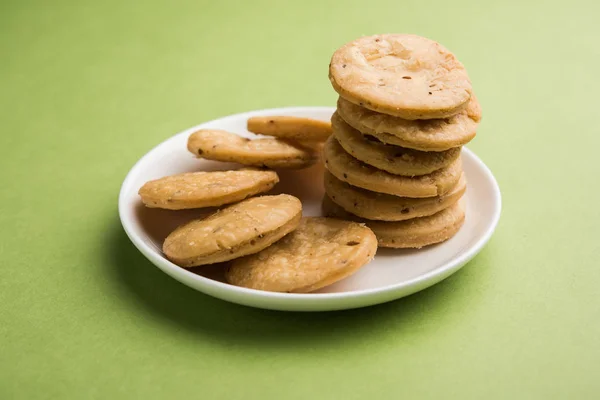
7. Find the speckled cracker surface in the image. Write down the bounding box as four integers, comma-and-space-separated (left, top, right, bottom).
324, 171, 466, 221
331, 112, 460, 176
187, 129, 316, 169
163, 194, 302, 267
336, 96, 480, 151
323, 197, 465, 248
247, 116, 332, 142
138, 169, 279, 210
226, 217, 377, 293
329, 34, 472, 119
323, 136, 462, 198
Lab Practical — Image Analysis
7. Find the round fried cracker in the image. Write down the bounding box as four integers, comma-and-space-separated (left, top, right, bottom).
323, 136, 462, 198
336, 96, 480, 151
187, 129, 316, 169
247, 116, 332, 142
329, 34, 472, 119
324, 170, 466, 221
163, 194, 301, 267
138, 169, 279, 210
331, 112, 460, 176
225, 217, 377, 293
322, 196, 465, 248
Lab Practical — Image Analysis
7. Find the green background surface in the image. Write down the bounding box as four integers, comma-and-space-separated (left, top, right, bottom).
1, 0, 599, 398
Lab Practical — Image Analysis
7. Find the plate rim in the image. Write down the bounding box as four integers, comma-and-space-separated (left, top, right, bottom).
118, 106, 501, 308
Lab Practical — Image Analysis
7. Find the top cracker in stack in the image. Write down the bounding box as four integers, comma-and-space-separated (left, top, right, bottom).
323, 34, 481, 248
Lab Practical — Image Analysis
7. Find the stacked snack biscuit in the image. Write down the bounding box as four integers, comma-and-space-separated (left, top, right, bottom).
322, 34, 481, 248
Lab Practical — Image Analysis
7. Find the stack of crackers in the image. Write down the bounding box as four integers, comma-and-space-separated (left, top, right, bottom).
322, 34, 481, 248
136, 33, 481, 293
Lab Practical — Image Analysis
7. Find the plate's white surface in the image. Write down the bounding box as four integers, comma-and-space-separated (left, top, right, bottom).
119, 106, 501, 311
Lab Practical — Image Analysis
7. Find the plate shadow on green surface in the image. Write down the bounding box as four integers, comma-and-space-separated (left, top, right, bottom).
106, 218, 493, 347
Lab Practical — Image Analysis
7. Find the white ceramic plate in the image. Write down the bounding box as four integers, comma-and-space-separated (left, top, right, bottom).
119, 107, 501, 311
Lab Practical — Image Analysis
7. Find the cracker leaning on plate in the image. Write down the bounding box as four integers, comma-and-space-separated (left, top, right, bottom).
163, 194, 302, 267
226, 217, 377, 293
138, 169, 278, 210
247, 116, 332, 142
188, 129, 316, 169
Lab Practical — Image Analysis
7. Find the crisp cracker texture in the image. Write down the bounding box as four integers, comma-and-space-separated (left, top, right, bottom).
322, 197, 465, 248
329, 34, 472, 119
226, 217, 377, 293
331, 112, 460, 176
247, 116, 332, 142
187, 129, 316, 169
324, 171, 466, 221
323, 136, 462, 198
163, 194, 302, 267
138, 169, 279, 210
336, 96, 480, 151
